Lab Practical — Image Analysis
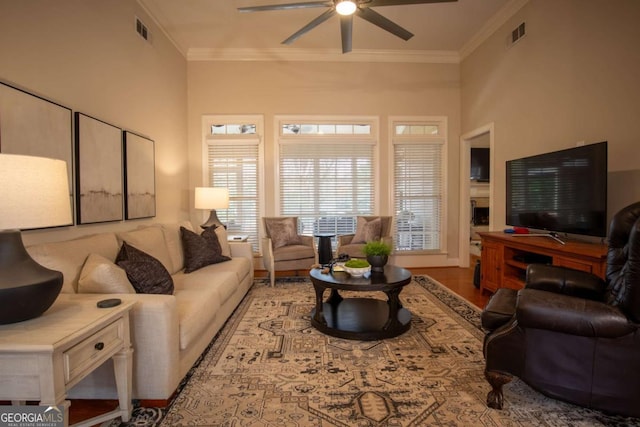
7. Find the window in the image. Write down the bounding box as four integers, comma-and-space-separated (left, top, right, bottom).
392, 118, 447, 252
276, 116, 378, 239
203, 115, 263, 252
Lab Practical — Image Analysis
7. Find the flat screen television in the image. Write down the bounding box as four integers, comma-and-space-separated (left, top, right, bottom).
506, 141, 608, 237
470, 147, 490, 182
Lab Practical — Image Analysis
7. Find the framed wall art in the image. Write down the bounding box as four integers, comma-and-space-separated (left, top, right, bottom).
75, 112, 123, 224
0, 82, 74, 225
123, 131, 156, 220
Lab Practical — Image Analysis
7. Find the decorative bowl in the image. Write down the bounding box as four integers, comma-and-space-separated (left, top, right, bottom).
343, 265, 371, 277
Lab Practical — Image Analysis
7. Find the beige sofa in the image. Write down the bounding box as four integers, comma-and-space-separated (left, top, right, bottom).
26, 221, 254, 400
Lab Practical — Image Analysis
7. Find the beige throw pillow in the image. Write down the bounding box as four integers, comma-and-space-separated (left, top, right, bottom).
352, 217, 382, 244
214, 225, 232, 258
78, 253, 136, 294
265, 217, 302, 249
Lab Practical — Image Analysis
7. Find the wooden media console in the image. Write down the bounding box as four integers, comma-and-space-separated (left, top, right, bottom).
478, 231, 608, 293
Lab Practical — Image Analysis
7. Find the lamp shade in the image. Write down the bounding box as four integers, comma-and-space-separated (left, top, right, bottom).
0, 154, 72, 230
195, 187, 229, 210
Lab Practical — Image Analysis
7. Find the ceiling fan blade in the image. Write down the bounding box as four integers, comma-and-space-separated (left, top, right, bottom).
365, 0, 457, 6
356, 7, 413, 41
282, 9, 336, 45
340, 15, 353, 53
238, 1, 331, 13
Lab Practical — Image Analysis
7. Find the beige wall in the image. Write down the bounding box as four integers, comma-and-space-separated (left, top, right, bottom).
187, 60, 463, 265
0, 0, 188, 245
461, 0, 640, 231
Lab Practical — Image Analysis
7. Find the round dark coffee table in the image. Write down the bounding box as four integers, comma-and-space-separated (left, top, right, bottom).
309, 265, 412, 340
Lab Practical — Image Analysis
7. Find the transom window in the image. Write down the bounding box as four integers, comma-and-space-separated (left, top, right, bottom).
281, 123, 371, 135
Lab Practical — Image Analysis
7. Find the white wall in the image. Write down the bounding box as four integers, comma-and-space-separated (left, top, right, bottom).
461, 0, 640, 231
187, 60, 463, 266
0, 0, 189, 245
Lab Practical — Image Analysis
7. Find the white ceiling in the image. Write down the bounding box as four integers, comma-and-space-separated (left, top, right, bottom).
139, 0, 525, 60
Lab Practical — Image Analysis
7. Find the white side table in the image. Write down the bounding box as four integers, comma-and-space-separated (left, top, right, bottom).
0, 294, 135, 427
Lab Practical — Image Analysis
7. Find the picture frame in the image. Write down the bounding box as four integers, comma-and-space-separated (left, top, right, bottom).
75, 112, 123, 224
123, 131, 156, 220
0, 82, 74, 225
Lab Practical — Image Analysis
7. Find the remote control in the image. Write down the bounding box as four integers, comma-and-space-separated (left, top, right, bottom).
97, 298, 122, 308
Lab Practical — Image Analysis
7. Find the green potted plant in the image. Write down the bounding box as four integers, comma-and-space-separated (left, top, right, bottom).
363, 240, 392, 272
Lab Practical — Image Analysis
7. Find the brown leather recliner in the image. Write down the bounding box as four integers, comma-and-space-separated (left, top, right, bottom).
481, 201, 640, 417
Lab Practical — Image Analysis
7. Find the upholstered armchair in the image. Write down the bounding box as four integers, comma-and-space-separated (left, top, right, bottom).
262, 217, 316, 287
336, 216, 393, 259
481, 201, 640, 417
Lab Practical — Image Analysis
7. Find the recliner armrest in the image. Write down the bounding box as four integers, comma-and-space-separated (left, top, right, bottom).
525, 264, 606, 301
516, 288, 635, 338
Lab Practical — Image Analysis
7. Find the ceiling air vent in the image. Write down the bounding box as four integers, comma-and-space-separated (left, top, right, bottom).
510, 22, 526, 46
135, 17, 151, 42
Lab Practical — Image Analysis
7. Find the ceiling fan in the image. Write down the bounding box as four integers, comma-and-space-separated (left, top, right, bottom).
238, 0, 457, 53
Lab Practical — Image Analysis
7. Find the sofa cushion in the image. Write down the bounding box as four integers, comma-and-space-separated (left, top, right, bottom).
175, 268, 237, 304
207, 257, 252, 286
173, 280, 225, 350
116, 242, 174, 295
180, 226, 231, 273
352, 216, 382, 244
273, 244, 315, 262
78, 253, 135, 294
215, 226, 232, 258
27, 233, 119, 293
159, 221, 195, 274
117, 226, 174, 273
265, 217, 302, 249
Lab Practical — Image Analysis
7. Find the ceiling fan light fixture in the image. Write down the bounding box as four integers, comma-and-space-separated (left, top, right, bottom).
335, 0, 357, 16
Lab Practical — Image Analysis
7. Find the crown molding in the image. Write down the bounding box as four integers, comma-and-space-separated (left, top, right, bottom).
459, 0, 530, 60
187, 48, 460, 64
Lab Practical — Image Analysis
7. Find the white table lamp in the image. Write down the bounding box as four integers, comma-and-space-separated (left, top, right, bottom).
195, 187, 229, 229
0, 154, 72, 324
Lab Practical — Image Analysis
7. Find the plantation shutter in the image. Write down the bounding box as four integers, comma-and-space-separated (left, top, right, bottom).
207, 140, 260, 251
394, 142, 443, 251
279, 142, 375, 236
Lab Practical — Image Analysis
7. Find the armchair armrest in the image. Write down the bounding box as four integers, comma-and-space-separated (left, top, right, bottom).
525, 264, 606, 301
262, 237, 274, 270
516, 288, 636, 338
338, 234, 355, 246
299, 234, 316, 251
382, 236, 393, 252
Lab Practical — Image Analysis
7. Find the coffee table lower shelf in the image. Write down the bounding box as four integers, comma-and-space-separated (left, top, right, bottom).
311, 298, 411, 341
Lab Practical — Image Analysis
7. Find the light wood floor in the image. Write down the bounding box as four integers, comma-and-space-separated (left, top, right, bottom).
69, 263, 489, 425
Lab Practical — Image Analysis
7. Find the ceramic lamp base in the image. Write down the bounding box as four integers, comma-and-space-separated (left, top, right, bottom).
0, 230, 63, 324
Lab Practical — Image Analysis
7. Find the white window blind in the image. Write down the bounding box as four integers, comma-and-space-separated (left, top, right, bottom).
279, 142, 375, 237
393, 125, 445, 252
206, 139, 260, 252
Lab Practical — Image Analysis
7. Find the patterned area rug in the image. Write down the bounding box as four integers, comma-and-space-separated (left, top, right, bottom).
110, 276, 639, 426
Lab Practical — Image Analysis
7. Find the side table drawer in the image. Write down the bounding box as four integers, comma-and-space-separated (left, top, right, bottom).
63, 318, 125, 385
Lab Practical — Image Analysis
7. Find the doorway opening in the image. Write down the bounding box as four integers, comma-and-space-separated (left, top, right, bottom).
459, 124, 494, 267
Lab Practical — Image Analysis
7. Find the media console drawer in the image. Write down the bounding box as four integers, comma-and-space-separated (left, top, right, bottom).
478, 232, 607, 293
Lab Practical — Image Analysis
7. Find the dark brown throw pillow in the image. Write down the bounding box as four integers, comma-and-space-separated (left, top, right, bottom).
116, 241, 174, 294
180, 226, 231, 273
